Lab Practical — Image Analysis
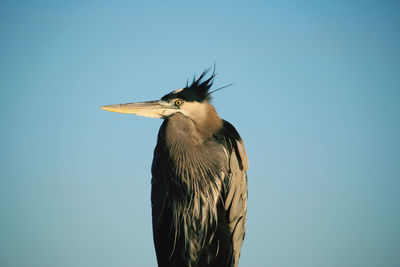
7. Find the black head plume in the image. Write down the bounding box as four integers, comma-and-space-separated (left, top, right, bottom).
161, 68, 216, 102
185, 68, 216, 101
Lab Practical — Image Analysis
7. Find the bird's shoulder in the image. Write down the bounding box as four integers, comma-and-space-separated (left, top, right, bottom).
214, 120, 249, 172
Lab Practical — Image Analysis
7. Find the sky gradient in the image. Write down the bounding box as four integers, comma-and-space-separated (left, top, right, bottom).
1, 1, 399, 266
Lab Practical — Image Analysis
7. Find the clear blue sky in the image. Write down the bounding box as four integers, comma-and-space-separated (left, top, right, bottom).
1, 1, 399, 266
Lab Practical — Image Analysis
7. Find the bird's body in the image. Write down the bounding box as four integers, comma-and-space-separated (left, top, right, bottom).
102, 70, 248, 267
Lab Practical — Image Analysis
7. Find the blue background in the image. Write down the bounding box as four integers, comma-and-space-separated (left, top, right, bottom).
1, 1, 399, 266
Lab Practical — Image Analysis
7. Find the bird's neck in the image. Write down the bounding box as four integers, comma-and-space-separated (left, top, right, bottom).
197, 104, 223, 139
179, 102, 222, 140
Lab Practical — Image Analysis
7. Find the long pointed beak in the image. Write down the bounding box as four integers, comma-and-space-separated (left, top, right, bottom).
100, 100, 176, 118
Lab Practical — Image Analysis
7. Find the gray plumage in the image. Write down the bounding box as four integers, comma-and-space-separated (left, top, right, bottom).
101, 70, 248, 267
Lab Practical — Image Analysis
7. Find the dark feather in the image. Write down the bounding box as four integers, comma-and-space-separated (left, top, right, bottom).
151, 113, 248, 267
161, 69, 216, 102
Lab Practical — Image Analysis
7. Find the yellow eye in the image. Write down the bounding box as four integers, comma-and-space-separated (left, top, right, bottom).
174, 99, 183, 107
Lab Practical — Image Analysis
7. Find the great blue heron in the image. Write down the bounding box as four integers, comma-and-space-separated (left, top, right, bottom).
101, 70, 248, 267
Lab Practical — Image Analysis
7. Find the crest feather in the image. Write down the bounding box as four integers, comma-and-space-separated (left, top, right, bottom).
162, 68, 216, 102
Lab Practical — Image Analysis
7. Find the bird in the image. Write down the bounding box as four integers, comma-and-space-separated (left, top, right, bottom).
101, 69, 248, 267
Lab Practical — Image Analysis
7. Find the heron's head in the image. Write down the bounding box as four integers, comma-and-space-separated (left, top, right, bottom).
101, 69, 219, 120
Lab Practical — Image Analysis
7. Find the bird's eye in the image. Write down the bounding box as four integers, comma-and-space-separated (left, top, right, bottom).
174, 99, 183, 107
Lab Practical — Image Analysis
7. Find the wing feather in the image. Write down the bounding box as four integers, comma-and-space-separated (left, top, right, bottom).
223, 128, 249, 266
